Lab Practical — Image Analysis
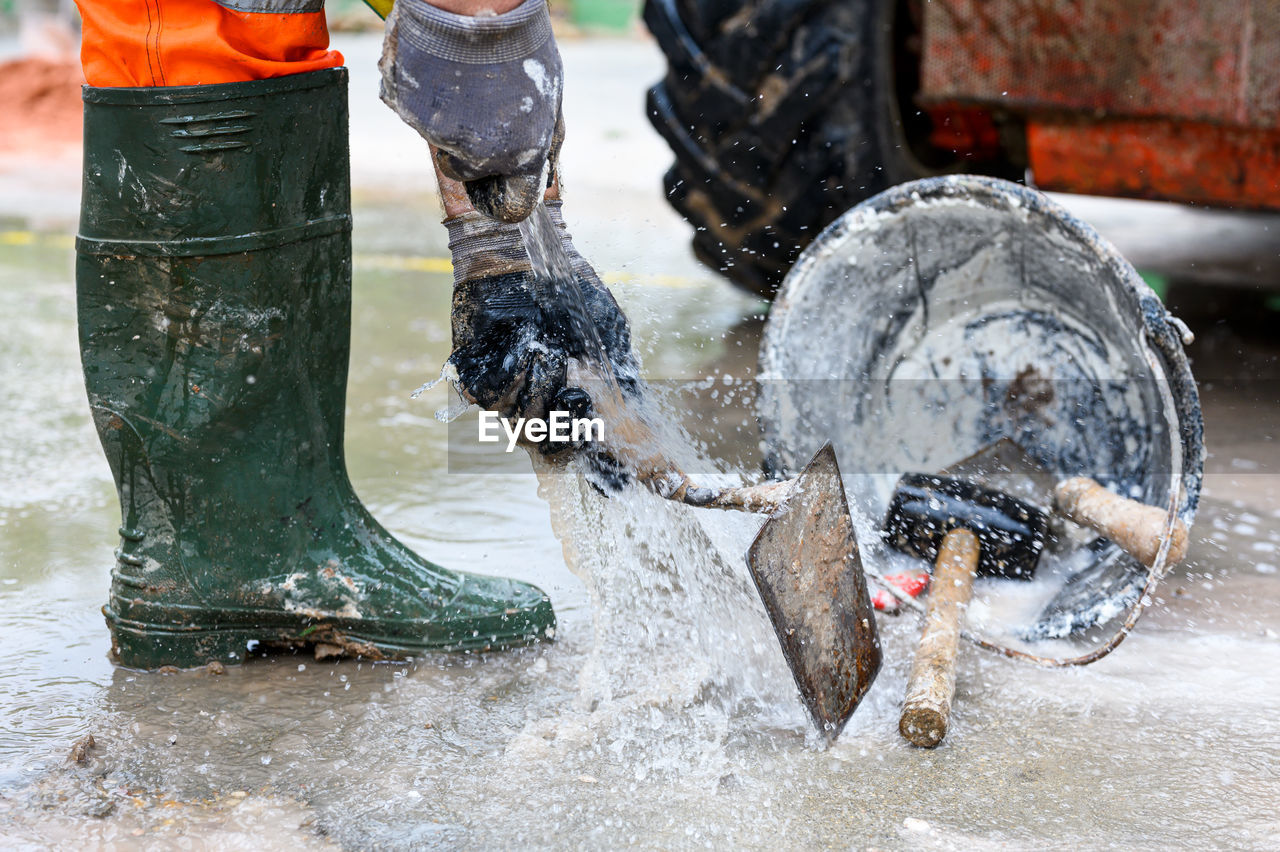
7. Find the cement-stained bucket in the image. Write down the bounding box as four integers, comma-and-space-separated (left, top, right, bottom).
757, 176, 1203, 641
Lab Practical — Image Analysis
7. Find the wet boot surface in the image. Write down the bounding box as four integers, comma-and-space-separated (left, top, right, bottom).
77, 69, 553, 669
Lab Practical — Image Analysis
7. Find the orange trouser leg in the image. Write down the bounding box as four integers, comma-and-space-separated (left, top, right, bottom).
76, 0, 345, 87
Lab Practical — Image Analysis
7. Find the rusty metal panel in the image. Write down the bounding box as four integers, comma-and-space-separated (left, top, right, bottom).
1252, 1, 1280, 122
1028, 120, 1280, 210
921, 0, 1280, 130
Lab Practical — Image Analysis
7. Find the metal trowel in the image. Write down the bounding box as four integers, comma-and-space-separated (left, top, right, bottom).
744, 443, 882, 742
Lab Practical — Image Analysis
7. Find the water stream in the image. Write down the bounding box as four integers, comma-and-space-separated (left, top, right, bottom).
517, 200, 627, 406
513, 199, 806, 759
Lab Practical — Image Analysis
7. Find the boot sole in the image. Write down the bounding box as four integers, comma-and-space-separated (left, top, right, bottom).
105, 607, 554, 670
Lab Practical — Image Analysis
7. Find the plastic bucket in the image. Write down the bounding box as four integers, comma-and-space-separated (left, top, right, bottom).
758, 176, 1203, 638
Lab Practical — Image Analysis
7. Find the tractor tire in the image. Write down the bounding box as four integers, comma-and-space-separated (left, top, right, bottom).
643, 0, 1013, 298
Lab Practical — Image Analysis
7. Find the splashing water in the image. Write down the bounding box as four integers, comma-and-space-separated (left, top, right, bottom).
502, 202, 815, 772
516, 201, 577, 283
518, 201, 627, 409
513, 452, 805, 780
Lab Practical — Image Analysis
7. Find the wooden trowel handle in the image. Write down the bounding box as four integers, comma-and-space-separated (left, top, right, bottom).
899, 528, 979, 748
1054, 477, 1188, 568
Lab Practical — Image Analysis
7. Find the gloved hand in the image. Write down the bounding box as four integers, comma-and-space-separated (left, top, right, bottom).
379, 0, 564, 222
445, 200, 642, 443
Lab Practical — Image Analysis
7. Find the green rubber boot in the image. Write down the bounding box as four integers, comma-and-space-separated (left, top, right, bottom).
76, 69, 555, 669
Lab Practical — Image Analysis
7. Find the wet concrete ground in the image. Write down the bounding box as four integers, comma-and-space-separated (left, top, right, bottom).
1, 32, 1279, 851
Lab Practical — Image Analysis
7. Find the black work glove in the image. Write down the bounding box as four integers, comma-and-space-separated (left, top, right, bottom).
379, 0, 564, 222
444, 201, 641, 448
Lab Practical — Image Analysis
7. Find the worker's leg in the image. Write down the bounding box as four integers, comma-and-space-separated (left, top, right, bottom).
74, 6, 555, 669
76, 0, 343, 87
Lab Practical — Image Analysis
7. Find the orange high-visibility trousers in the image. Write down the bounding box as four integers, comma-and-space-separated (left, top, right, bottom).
76, 0, 345, 88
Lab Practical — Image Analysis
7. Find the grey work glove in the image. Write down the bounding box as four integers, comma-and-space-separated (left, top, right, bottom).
444, 201, 641, 456
380, 0, 564, 222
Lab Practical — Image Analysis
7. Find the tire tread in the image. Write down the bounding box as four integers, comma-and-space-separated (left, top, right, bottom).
644, 0, 885, 297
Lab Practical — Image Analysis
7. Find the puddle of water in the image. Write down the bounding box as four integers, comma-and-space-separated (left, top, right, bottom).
2, 230, 1280, 849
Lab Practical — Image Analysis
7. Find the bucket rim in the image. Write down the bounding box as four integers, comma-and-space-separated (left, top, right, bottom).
759, 175, 1203, 524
